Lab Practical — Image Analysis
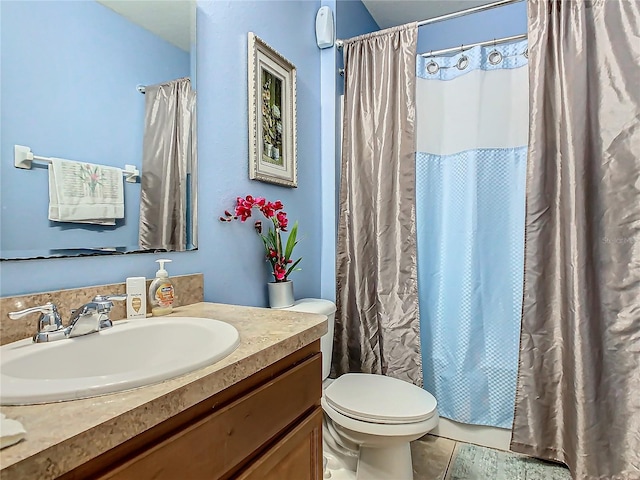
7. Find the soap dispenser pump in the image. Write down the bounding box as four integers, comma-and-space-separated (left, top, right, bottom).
148, 259, 175, 316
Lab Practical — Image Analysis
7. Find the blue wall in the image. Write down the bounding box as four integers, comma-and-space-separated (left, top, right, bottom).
195, 0, 322, 306
0, 0, 323, 307
336, 0, 380, 40
0, 1, 189, 256
417, 2, 527, 54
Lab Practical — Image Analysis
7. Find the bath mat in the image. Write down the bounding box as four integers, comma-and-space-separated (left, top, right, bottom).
448, 444, 571, 480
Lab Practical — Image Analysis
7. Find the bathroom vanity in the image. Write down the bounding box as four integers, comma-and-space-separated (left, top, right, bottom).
0, 302, 327, 480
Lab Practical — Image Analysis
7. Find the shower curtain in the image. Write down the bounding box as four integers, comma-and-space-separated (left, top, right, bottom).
416, 40, 528, 428
139, 77, 197, 251
333, 24, 423, 385
511, 1, 640, 478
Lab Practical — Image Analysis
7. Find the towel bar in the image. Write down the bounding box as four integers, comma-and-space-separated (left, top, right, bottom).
14, 145, 140, 183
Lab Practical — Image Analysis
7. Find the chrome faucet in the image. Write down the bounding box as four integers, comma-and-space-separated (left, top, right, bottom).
67, 295, 127, 337
7, 302, 64, 343
8, 294, 127, 343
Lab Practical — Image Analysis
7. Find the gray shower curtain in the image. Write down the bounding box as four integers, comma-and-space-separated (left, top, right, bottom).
511, 1, 640, 479
139, 77, 197, 251
332, 24, 422, 386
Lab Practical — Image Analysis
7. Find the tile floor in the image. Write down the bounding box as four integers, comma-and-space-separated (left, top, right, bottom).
411, 435, 458, 480
410, 434, 569, 480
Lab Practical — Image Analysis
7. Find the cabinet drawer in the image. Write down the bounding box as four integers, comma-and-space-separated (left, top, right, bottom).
100, 353, 322, 480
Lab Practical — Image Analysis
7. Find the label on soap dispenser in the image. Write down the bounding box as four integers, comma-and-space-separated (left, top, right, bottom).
155, 283, 175, 307
131, 297, 142, 313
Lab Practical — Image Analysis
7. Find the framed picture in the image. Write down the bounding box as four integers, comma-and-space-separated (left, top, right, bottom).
248, 32, 297, 188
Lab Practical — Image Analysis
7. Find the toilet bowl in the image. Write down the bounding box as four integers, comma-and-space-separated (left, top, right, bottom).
282, 299, 439, 480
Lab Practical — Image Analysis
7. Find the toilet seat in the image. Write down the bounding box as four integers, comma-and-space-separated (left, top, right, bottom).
322, 397, 439, 438
324, 373, 437, 425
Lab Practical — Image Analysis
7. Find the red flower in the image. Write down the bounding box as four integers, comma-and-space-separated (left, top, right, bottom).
268, 248, 277, 258
235, 196, 254, 221
276, 211, 288, 231
261, 205, 274, 218
272, 200, 284, 211
274, 263, 286, 281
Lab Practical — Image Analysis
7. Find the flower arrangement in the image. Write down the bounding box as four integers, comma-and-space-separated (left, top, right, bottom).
220, 195, 301, 282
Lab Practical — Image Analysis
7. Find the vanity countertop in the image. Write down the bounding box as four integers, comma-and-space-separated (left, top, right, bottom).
0, 302, 327, 479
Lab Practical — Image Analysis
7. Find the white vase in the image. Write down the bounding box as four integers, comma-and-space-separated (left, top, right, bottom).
267, 280, 294, 308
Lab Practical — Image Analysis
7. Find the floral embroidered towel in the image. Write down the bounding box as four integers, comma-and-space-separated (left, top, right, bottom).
48, 158, 124, 225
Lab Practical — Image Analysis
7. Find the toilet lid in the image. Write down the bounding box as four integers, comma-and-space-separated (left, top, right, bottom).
282, 298, 336, 315
324, 373, 438, 424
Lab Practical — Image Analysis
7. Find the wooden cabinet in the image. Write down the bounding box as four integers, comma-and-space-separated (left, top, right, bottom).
236, 408, 322, 480
61, 342, 322, 480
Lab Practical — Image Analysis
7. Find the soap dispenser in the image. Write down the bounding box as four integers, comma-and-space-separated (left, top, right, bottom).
148, 259, 175, 316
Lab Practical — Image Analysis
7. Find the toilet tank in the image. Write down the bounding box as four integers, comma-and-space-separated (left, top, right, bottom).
282, 298, 336, 380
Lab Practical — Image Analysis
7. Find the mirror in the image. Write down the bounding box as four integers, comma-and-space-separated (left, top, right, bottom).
0, 0, 197, 260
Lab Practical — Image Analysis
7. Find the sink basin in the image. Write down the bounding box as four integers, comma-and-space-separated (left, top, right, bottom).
0, 317, 240, 405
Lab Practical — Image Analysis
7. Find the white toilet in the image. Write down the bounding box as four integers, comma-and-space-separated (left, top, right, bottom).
282, 298, 439, 480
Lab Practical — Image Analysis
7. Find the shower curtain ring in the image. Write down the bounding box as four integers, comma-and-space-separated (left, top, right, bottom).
426, 49, 439, 74
426, 59, 439, 74
488, 38, 503, 65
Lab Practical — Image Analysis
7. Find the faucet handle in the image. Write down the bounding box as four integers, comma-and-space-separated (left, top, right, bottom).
8, 302, 64, 340
92, 294, 127, 303
8, 303, 57, 320
90, 294, 127, 313
69, 295, 126, 318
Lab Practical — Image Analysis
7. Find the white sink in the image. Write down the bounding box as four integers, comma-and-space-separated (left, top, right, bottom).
0, 317, 240, 405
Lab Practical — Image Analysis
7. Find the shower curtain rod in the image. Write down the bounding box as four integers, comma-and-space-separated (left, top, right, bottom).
337, 32, 527, 75
420, 33, 527, 57
416, 0, 523, 27
335, 0, 524, 48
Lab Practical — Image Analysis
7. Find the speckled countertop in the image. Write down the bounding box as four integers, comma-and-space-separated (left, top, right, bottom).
0, 302, 327, 480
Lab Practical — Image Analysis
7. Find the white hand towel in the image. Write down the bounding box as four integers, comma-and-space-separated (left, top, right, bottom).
0, 413, 26, 449
48, 158, 124, 225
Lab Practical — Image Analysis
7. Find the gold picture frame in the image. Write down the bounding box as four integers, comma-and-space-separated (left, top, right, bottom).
248, 32, 297, 188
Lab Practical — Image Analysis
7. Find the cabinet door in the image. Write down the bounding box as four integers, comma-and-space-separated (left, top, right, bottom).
236, 407, 323, 480
98, 354, 321, 480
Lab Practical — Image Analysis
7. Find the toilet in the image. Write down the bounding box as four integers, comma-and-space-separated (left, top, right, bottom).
282, 298, 439, 480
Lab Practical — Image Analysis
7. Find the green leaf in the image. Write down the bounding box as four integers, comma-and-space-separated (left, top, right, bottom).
267, 228, 277, 250
259, 234, 270, 256
285, 257, 302, 277
284, 221, 298, 260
